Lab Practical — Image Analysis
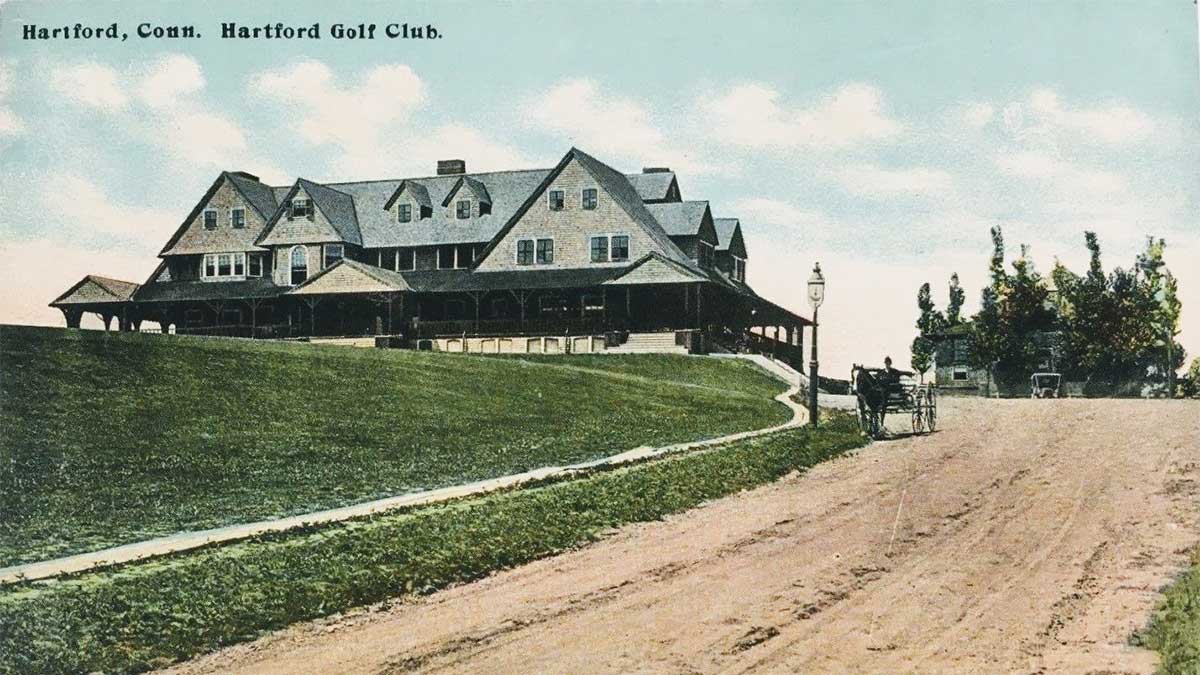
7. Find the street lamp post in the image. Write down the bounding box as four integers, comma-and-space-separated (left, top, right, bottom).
807, 263, 825, 428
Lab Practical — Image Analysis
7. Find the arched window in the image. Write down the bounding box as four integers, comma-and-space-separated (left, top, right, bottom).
290, 246, 308, 285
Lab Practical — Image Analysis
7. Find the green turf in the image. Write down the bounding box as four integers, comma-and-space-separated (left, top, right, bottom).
1140, 550, 1200, 674
0, 325, 788, 567
0, 418, 865, 675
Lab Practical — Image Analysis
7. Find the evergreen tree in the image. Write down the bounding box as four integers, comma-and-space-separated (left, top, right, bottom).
946, 273, 965, 326
910, 282, 945, 380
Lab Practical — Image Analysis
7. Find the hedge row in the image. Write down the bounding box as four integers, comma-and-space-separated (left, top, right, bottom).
0, 418, 865, 674
1142, 551, 1200, 675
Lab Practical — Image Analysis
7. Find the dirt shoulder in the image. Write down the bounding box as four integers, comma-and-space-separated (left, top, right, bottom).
165, 398, 1200, 675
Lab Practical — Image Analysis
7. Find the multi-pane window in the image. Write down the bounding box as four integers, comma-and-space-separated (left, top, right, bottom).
324, 244, 344, 268
456, 200, 471, 219
548, 190, 564, 211
516, 239, 534, 265
437, 245, 456, 270
536, 238, 554, 264
398, 204, 412, 223
590, 236, 609, 263
291, 199, 311, 218
248, 254, 263, 277
733, 257, 746, 282
454, 244, 473, 269
290, 246, 308, 285
611, 235, 630, 262
202, 252, 248, 280
398, 248, 416, 271
582, 188, 598, 210
203, 210, 217, 230
231, 208, 246, 229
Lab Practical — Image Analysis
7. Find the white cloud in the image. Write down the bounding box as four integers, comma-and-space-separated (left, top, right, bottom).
40, 172, 177, 241
957, 102, 995, 129
521, 79, 714, 175
250, 60, 530, 178
138, 54, 205, 108
703, 82, 902, 151
0, 61, 22, 135
1005, 88, 1155, 146
831, 164, 955, 198
49, 61, 128, 110
995, 149, 1127, 195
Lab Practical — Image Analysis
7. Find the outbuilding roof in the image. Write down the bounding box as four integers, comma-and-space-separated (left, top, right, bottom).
50, 275, 140, 307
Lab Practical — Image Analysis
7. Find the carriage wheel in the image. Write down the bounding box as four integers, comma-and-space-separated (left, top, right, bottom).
911, 400, 924, 434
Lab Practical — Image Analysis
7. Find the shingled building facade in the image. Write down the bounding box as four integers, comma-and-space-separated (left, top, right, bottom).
52, 148, 809, 360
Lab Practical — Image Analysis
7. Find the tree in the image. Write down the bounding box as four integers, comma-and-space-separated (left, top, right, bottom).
946, 273, 965, 326
1183, 357, 1200, 399
911, 282, 945, 381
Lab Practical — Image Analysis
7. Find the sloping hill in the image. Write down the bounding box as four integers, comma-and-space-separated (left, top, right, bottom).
0, 325, 787, 566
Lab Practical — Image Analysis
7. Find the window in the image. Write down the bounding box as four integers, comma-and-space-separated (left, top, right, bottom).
454, 244, 473, 269
380, 248, 396, 270
611, 235, 629, 262
231, 208, 246, 229
456, 200, 471, 219
185, 309, 204, 326
548, 189, 564, 211
698, 241, 714, 268
290, 245, 308, 285
582, 188, 598, 210
202, 252, 248, 280
733, 257, 746, 282
536, 238, 554, 264
437, 245, 455, 270
398, 247, 416, 271
953, 368, 969, 381
539, 295, 567, 316
398, 204, 412, 223
590, 236, 609, 263
516, 239, 534, 266
221, 308, 242, 326
203, 210, 217, 230
324, 244, 344, 269
248, 254, 263, 277
291, 198, 311, 218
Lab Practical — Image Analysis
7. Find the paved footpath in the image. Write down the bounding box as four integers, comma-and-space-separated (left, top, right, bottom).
1, 355, 824, 585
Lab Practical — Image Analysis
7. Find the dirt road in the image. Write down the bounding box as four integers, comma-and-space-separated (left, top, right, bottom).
167, 399, 1200, 675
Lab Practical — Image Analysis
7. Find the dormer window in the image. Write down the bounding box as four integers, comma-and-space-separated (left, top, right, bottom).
733, 256, 746, 282
698, 241, 714, 268
324, 243, 344, 268
398, 204, 412, 223
291, 198, 311, 218
456, 200, 471, 219
231, 208, 246, 229
548, 190, 564, 211
203, 209, 217, 230
582, 188, 598, 210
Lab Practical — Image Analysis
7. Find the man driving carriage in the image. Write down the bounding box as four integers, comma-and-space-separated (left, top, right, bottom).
878, 356, 914, 427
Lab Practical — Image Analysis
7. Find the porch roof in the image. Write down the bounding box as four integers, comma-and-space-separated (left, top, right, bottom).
133, 277, 282, 303
51, 275, 140, 308
288, 259, 412, 296
439, 267, 624, 293
603, 252, 709, 286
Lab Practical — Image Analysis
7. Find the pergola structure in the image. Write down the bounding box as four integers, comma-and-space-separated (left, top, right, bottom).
49, 275, 141, 331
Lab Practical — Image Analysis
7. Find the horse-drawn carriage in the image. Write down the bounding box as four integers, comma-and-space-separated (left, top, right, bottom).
850, 364, 937, 438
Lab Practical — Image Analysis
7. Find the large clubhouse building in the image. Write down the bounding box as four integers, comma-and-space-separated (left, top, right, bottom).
52, 148, 810, 361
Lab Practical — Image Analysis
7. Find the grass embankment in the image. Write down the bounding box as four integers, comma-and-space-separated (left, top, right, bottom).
0, 417, 866, 674
0, 325, 787, 566
1141, 551, 1200, 674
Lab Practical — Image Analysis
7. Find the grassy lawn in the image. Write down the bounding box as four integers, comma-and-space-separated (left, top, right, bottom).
0, 417, 865, 675
1141, 550, 1200, 674
0, 325, 787, 567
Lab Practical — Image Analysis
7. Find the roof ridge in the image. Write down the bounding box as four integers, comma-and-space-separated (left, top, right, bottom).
314, 167, 555, 188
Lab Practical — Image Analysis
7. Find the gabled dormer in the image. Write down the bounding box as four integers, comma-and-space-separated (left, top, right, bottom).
441, 176, 493, 219
647, 201, 718, 268
626, 168, 681, 204
158, 171, 279, 257
382, 180, 433, 223
714, 217, 748, 283
256, 178, 362, 247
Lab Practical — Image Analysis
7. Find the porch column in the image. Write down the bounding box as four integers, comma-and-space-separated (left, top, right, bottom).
60, 308, 83, 328
101, 313, 113, 331
773, 325, 780, 359
159, 320, 171, 333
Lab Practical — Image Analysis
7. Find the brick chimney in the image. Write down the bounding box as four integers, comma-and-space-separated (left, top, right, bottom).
642, 167, 671, 174
437, 159, 466, 175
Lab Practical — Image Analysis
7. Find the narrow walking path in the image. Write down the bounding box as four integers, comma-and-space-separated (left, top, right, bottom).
0, 355, 807, 585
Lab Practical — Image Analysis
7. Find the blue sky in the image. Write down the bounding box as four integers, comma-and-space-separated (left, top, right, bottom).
1, 0, 1197, 375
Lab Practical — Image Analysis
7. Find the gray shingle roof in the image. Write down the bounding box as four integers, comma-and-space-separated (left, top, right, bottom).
625, 172, 677, 202
134, 276, 282, 303
298, 179, 362, 245
226, 173, 280, 223
288, 258, 412, 295
382, 180, 431, 210
50, 275, 140, 307
328, 169, 551, 249
646, 201, 710, 236
713, 217, 739, 250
